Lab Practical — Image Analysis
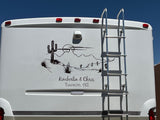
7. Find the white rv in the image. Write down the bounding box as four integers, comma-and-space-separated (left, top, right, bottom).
0, 9, 156, 120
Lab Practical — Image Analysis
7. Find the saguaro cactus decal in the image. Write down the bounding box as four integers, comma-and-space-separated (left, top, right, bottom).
47, 40, 57, 64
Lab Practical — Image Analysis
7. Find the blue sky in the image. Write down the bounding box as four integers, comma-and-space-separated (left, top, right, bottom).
0, 0, 160, 64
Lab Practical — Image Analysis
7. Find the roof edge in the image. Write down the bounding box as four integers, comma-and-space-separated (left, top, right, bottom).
1, 17, 152, 30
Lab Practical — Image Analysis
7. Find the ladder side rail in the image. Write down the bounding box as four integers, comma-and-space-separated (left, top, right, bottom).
101, 8, 108, 120
101, 11, 105, 90
118, 20, 123, 112
117, 8, 129, 120
117, 9, 123, 120
101, 8, 107, 90
105, 10, 111, 120
101, 9, 105, 117
101, 8, 110, 120
122, 10, 129, 120
117, 9, 122, 91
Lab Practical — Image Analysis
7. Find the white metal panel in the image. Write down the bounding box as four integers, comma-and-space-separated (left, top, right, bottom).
0, 18, 155, 116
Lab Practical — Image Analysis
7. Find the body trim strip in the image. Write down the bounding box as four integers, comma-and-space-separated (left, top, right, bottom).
13, 111, 140, 116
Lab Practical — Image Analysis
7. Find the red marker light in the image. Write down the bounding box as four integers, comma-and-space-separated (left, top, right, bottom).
56, 18, 62, 22
0, 108, 4, 120
5, 21, 11, 26
143, 24, 149, 28
148, 109, 155, 120
74, 18, 81, 22
93, 19, 99, 23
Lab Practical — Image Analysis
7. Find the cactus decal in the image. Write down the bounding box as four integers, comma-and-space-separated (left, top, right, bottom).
47, 40, 58, 64
42, 40, 106, 74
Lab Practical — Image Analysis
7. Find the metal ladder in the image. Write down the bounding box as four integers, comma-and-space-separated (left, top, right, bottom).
101, 8, 128, 120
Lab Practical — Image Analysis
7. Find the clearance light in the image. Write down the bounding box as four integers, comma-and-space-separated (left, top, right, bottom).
74, 18, 81, 22
56, 18, 62, 22
5, 21, 11, 26
0, 108, 4, 120
93, 19, 99, 23
148, 109, 155, 120
143, 24, 149, 28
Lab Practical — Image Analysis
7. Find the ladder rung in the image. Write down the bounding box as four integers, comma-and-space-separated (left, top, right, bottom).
108, 89, 126, 93
107, 93, 127, 96
105, 35, 126, 38
102, 71, 127, 76
108, 70, 122, 74
102, 52, 125, 57
102, 70, 127, 76
102, 90, 128, 96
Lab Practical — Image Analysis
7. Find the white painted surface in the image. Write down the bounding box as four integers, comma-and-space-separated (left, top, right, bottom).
0, 17, 155, 117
